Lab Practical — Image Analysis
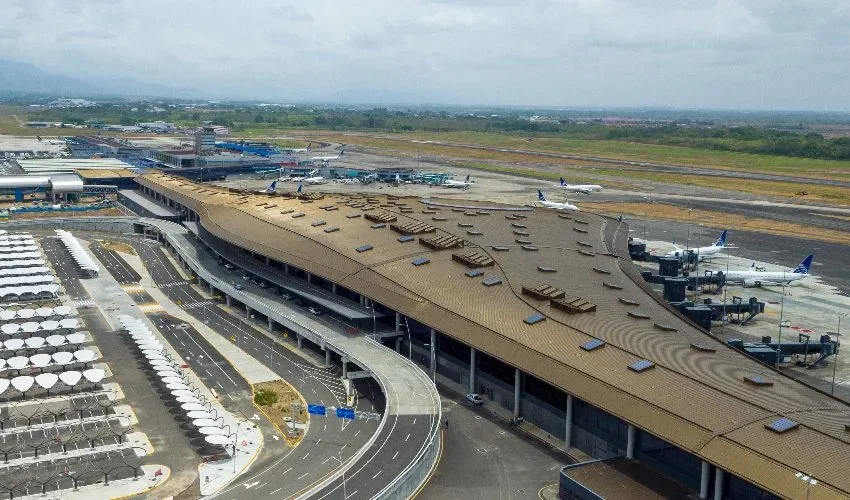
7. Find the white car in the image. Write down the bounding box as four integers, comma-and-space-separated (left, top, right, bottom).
466, 393, 483, 405
307, 306, 323, 316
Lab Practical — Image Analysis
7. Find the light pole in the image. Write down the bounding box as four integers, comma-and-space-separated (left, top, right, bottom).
328, 450, 347, 499
832, 314, 843, 395
232, 420, 241, 473
776, 274, 787, 367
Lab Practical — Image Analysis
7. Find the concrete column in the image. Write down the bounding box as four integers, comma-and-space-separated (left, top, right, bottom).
713, 468, 724, 500
699, 461, 710, 499
565, 394, 573, 448
297, 334, 303, 350
246, 305, 251, 317
332, 283, 338, 294
513, 368, 521, 418
267, 318, 273, 332
208, 283, 213, 295
395, 337, 402, 353
306, 273, 312, 285
429, 328, 437, 378
359, 295, 365, 306
626, 424, 637, 459
469, 348, 477, 394
265, 256, 270, 265
325, 348, 331, 367
284, 263, 290, 274
395, 312, 401, 333
225, 295, 231, 306
342, 360, 348, 378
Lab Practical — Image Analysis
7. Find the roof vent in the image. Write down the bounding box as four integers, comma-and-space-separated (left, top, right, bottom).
482, 276, 503, 287
511, 223, 527, 229
603, 282, 623, 290
537, 266, 557, 273
521, 245, 539, 251
516, 239, 532, 245
465, 269, 485, 278
281, 209, 294, 214
371, 223, 386, 229
320, 204, 334, 209
581, 339, 605, 351
627, 311, 651, 319
551, 296, 596, 314
476, 211, 490, 215
452, 208, 465, 213
744, 375, 773, 386
574, 219, 589, 225
765, 418, 799, 434
292, 212, 305, 218
458, 223, 474, 228
577, 250, 595, 257
619, 298, 640, 306
346, 214, 362, 219
311, 220, 327, 227
512, 213, 527, 219
391, 221, 436, 235
398, 235, 414, 243
467, 230, 483, 236
593, 267, 612, 275
689, 343, 716, 353
573, 227, 589, 234
558, 214, 572, 220
432, 216, 448, 221
654, 323, 678, 332
577, 241, 593, 248
452, 251, 494, 268
513, 230, 530, 236
324, 206, 339, 211
464, 212, 479, 216
628, 359, 655, 373
420, 234, 464, 250
422, 210, 437, 214
522, 284, 565, 300
524, 313, 546, 325
491, 246, 509, 252
323, 227, 340, 233
356, 245, 373, 253
412, 257, 431, 266
365, 212, 397, 223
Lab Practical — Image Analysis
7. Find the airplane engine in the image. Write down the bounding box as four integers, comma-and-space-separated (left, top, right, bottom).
742, 279, 762, 288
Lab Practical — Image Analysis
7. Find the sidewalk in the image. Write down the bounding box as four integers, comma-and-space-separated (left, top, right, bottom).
19, 465, 172, 500
122, 251, 280, 384
81, 244, 265, 497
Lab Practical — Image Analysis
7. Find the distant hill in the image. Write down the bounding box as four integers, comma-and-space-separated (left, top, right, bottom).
0, 59, 193, 98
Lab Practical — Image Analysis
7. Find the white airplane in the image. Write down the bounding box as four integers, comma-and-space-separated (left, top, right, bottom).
554, 177, 602, 194
311, 149, 344, 163
536, 190, 579, 211
443, 174, 474, 189
262, 180, 278, 194
724, 254, 814, 287
303, 169, 327, 185
291, 142, 312, 154
666, 230, 727, 260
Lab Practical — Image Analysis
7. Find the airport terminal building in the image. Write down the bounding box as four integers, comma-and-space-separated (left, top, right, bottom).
135, 172, 849, 500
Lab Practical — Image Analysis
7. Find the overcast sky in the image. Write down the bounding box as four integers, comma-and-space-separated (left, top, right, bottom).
2, 0, 848, 110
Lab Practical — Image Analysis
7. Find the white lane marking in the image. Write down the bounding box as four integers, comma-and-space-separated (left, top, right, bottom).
282, 467, 292, 475
297, 472, 309, 480
302, 452, 310, 460
392, 451, 398, 460
372, 470, 382, 480
405, 433, 410, 442
270, 487, 282, 495
322, 457, 332, 465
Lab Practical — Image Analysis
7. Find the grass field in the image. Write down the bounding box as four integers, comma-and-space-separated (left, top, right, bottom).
582, 201, 850, 245
303, 130, 850, 181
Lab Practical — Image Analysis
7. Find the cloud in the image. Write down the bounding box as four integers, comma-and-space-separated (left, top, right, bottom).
0, 0, 846, 110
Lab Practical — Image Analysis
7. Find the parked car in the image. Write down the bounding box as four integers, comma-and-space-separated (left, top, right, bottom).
224, 263, 235, 270
233, 283, 244, 291
242, 272, 251, 280
308, 306, 323, 316
258, 281, 269, 289
280, 293, 292, 300
466, 393, 484, 405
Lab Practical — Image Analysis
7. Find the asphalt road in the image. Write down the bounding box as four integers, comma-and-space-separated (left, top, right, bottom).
89, 241, 142, 284
120, 237, 388, 499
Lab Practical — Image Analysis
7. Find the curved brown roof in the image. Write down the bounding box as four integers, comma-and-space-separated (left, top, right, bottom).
139, 173, 850, 499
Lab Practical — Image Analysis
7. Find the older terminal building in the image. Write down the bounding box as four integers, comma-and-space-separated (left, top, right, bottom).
135, 172, 849, 500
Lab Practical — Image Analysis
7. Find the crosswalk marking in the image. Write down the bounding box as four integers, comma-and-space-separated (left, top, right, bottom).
72, 299, 96, 308
158, 281, 188, 288
122, 285, 146, 294
138, 303, 165, 313
180, 300, 213, 309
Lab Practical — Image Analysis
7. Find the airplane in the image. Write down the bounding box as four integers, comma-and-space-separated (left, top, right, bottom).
263, 180, 278, 194
665, 230, 728, 261
310, 149, 344, 163
303, 169, 327, 185
554, 177, 602, 194
535, 190, 579, 211
443, 174, 474, 189
296, 183, 303, 194
723, 254, 814, 287
291, 142, 312, 154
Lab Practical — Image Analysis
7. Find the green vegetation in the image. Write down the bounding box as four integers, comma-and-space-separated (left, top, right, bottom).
254, 389, 279, 406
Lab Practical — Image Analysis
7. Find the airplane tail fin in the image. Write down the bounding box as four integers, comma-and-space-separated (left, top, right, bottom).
297, 183, 303, 193
464, 174, 470, 182
267, 180, 277, 192
339, 149, 344, 157
793, 254, 814, 274
560, 177, 565, 186
537, 190, 546, 202
714, 229, 727, 247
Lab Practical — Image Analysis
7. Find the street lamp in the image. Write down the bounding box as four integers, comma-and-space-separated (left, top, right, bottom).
232, 420, 241, 474
328, 450, 347, 500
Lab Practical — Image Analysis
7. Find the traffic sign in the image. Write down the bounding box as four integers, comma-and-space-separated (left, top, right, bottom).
307, 404, 326, 416
336, 407, 355, 420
